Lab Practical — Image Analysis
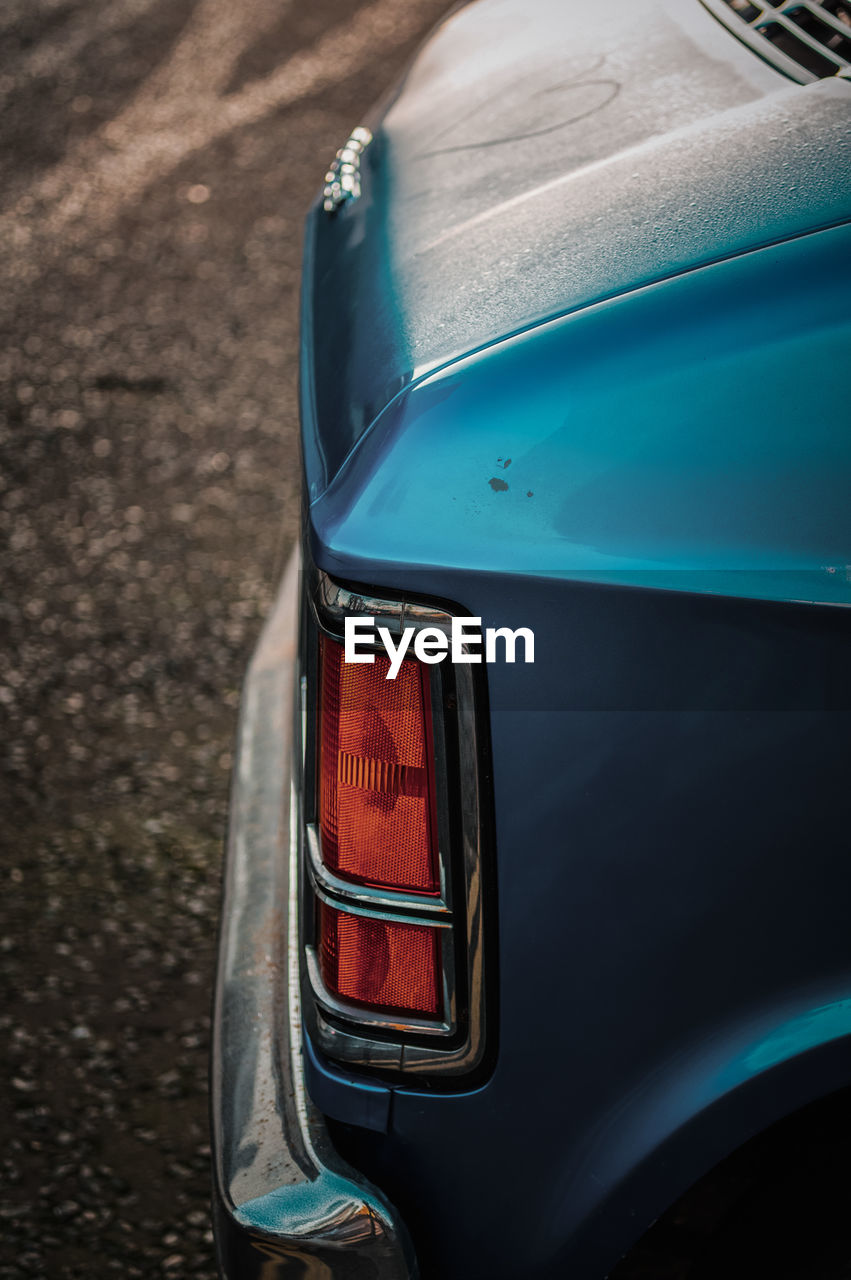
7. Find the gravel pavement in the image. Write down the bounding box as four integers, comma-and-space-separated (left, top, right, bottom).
5, 4, 850, 1279
0, 2, 453, 1275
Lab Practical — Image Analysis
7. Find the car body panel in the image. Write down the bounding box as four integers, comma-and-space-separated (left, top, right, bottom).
302, 0, 851, 496
303, 561, 850, 1276
309, 222, 851, 608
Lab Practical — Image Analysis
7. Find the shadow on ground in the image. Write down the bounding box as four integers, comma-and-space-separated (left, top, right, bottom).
0, 2, 454, 1274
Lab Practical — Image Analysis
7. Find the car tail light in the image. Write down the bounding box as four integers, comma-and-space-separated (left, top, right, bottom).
301, 570, 487, 1079
319, 902, 441, 1017
318, 635, 439, 895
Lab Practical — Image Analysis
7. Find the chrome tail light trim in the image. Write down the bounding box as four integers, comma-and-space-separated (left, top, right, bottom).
296, 559, 490, 1080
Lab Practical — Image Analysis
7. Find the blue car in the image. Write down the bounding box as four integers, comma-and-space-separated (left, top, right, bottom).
212, 1, 851, 1275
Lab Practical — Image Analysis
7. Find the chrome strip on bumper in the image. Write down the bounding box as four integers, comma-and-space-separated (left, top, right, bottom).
211, 547, 417, 1279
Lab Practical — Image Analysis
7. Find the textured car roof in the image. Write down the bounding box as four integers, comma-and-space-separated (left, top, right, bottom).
303, 0, 851, 494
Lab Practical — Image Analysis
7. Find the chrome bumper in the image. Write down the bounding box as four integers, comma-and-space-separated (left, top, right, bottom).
211, 548, 417, 1279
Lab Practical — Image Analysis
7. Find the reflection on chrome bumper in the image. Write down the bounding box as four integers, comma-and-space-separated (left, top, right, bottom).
211, 548, 417, 1279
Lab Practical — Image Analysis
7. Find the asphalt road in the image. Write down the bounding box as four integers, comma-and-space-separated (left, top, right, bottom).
0, 2, 454, 1275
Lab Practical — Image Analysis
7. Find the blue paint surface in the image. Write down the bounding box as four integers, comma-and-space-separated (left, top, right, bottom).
300, 218, 851, 1273
309, 225, 851, 606
297, 5, 851, 1273
736, 1000, 851, 1076
303, 7, 851, 494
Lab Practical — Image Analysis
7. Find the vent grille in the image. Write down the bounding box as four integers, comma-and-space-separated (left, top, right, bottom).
702, 0, 851, 80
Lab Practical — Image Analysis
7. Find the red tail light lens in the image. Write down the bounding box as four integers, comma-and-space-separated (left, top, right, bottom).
318, 635, 439, 895
319, 902, 442, 1017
